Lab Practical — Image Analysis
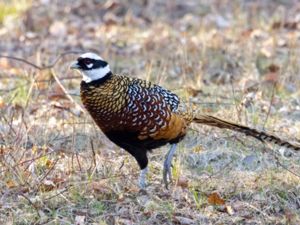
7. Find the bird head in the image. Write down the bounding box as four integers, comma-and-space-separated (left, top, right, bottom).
70, 52, 111, 83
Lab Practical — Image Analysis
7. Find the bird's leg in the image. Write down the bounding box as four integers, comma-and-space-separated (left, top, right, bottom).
163, 144, 177, 189
138, 166, 148, 189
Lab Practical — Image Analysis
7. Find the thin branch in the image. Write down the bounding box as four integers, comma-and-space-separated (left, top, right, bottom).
0, 146, 58, 173
186, 100, 235, 106
262, 81, 277, 129
19, 193, 42, 219
0, 55, 43, 70
36, 157, 60, 191
0, 50, 83, 70
50, 68, 85, 113
230, 76, 241, 122
272, 151, 300, 179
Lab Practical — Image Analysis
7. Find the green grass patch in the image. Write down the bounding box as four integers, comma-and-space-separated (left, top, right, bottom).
0, 0, 30, 24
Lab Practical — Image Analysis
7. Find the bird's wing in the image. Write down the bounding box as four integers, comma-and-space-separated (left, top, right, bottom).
152, 84, 180, 111
127, 78, 180, 112
124, 78, 182, 140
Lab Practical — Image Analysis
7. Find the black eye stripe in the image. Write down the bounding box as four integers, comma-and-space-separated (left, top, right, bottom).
94, 60, 108, 68
84, 59, 92, 64
77, 57, 108, 70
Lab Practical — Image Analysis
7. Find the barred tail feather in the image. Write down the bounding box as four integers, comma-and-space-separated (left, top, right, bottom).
193, 115, 300, 151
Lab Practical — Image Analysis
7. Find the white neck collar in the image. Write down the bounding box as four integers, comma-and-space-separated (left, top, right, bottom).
81, 65, 111, 83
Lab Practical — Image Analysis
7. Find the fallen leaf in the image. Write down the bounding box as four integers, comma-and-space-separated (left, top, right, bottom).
88, 181, 111, 194
52, 177, 66, 187
0, 58, 10, 69
240, 28, 253, 39
45, 159, 54, 168
272, 21, 298, 30
6, 180, 17, 189
284, 209, 296, 224
226, 205, 234, 215
176, 176, 189, 189
186, 87, 202, 97
268, 64, 280, 73
207, 192, 225, 205
192, 146, 203, 153
75, 215, 85, 225
40, 179, 56, 192
263, 72, 279, 84
174, 216, 195, 225
49, 21, 67, 37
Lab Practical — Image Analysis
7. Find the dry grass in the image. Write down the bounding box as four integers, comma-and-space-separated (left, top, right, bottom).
1, 0, 300, 224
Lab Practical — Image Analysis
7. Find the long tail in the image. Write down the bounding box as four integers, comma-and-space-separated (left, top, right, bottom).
193, 115, 300, 151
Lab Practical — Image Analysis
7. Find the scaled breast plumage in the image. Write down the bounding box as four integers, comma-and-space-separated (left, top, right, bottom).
80, 74, 184, 140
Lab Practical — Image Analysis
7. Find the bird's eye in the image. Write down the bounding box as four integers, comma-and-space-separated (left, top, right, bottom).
83, 59, 92, 64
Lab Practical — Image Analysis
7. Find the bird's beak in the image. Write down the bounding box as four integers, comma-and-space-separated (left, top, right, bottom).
70, 61, 80, 70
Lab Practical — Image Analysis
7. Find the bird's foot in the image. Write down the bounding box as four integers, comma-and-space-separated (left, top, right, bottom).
163, 144, 177, 189
138, 167, 148, 189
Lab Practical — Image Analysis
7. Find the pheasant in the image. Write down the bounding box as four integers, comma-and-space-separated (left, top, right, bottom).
70, 52, 300, 189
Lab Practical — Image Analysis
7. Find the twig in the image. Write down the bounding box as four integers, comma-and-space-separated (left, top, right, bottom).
272, 151, 300, 179
208, 160, 234, 178
262, 81, 277, 129
0, 55, 43, 70
0, 146, 59, 173
242, 202, 272, 221
0, 51, 83, 70
89, 138, 97, 172
0, 51, 85, 114
43, 187, 69, 201
36, 157, 60, 191
50, 68, 85, 113
187, 100, 235, 106
230, 76, 241, 122
19, 193, 42, 219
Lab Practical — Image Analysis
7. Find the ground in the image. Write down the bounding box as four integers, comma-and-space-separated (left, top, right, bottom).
0, 0, 300, 224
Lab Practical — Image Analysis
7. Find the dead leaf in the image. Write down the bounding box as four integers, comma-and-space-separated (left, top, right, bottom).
226, 205, 234, 215
240, 28, 253, 39
192, 146, 203, 153
103, 0, 121, 11
284, 209, 296, 224
103, 12, 121, 25
207, 192, 225, 205
45, 159, 54, 168
118, 193, 125, 202
75, 215, 85, 225
6, 180, 17, 189
176, 176, 189, 189
263, 72, 279, 84
88, 180, 111, 194
0, 58, 10, 69
174, 216, 195, 225
124, 185, 140, 194
40, 179, 56, 192
186, 87, 202, 97
242, 79, 259, 93
268, 64, 280, 73
272, 21, 298, 30
49, 21, 67, 37
48, 83, 68, 101
0, 97, 5, 109
52, 177, 66, 187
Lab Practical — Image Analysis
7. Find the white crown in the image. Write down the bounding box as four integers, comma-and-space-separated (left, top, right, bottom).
80, 52, 103, 60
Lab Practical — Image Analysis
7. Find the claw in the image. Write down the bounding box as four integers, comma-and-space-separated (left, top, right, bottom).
163, 144, 177, 189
